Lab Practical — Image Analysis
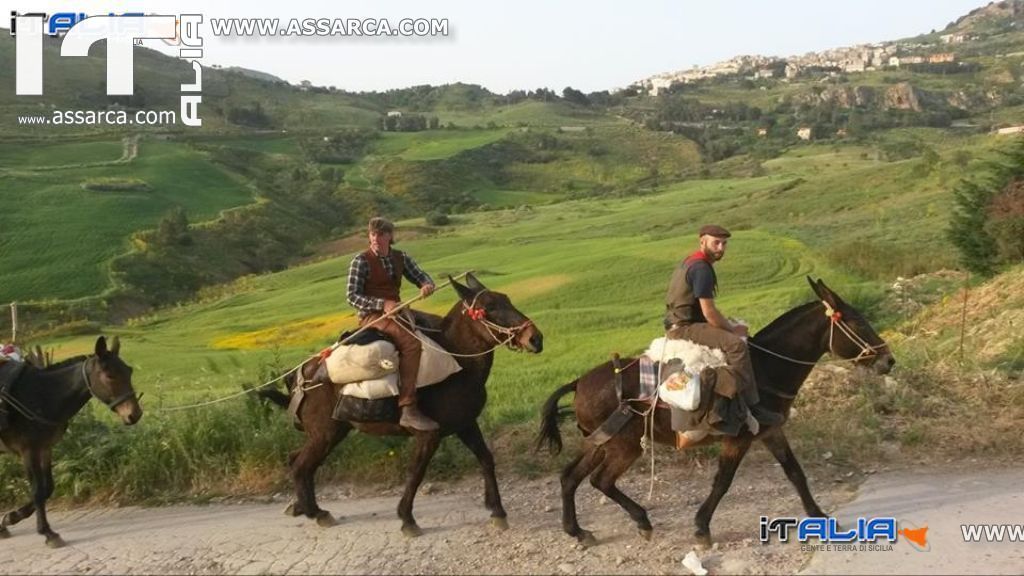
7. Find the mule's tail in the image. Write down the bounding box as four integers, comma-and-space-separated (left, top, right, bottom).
535, 380, 578, 455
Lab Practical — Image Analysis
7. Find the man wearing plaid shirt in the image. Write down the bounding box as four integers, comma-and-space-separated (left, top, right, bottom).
346, 217, 439, 431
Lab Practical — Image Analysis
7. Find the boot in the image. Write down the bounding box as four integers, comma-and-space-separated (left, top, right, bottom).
400, 404, 439, 431
749, 403, 785, 427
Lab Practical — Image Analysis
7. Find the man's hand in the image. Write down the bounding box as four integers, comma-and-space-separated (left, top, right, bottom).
383, 300, 400, 314
420, 283, 436, 298
732, 323, 749, 337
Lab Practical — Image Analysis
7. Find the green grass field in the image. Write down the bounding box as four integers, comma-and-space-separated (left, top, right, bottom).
0, 140, 124, 166
42, 164, 895, 421
372, 129, 512, 161
0, 140, 256, 301
434, 100, 625, 128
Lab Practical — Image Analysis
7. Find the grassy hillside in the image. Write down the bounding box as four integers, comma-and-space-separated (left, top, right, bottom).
7, 136, 1022, 504
0, 139, 255, 301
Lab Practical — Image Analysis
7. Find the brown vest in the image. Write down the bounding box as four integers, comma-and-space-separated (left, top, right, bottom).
664, 256, 716, 327
363, 249, 405, 302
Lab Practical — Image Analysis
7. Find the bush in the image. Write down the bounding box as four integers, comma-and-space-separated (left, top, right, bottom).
425, 211, 450, 226
81, 178, 151, 192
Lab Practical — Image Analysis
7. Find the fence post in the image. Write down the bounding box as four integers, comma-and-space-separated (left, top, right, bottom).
10, 302, 17, 344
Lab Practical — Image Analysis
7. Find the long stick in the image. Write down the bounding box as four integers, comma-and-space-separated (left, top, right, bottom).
331, 270, 473, 351
10, 302, 17, 344
958, 270, 970, 366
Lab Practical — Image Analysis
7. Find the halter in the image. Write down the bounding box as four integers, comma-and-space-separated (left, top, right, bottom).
462, 289, 534, 350
82, 356, 138, 411
822, 301, 889, 361
746, 300, 889, 367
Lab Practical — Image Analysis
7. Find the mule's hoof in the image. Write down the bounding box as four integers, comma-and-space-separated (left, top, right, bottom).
45, 535, 66, 549
0, 527, 10, 539
577, 530, 598, 548
694, 531, 713, 550
490, 516, 509, 531
315, 511, 336, 528
402, 523, 423, 538
639, 528, 653, 541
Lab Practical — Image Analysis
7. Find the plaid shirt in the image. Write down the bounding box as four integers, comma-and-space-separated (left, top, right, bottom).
346, 249, 434, 315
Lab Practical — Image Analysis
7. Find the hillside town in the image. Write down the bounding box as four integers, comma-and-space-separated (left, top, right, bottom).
640, 37, 971, 96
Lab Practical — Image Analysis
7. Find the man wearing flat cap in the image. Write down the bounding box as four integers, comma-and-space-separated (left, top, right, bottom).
665, 224, 783, 431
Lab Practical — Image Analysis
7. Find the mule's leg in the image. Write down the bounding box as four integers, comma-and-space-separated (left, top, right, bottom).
455, 422, 507, 529
694, 435, 753, 548
24, 449, 63, 548
397, 431, 441, 537
0, 502, 36, 537
560, 444, 605, 547
288, 421, 352, 527
761, 429, 826, 517
588, 437, 651, 540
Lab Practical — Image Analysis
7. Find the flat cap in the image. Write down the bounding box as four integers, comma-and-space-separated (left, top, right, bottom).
698, 224, 731, 238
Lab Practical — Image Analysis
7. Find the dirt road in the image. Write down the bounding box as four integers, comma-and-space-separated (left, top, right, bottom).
0, 451, 857, 575
4, 456, 1018, 574
801, 466, 1024, 575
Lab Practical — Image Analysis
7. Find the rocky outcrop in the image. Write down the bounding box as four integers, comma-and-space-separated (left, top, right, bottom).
792, 82, 942, 112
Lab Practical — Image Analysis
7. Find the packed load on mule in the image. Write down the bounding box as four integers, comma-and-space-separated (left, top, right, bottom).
311, 322, 462, 424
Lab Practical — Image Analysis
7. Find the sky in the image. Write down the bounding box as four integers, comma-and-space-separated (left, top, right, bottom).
5, 0, 992, 93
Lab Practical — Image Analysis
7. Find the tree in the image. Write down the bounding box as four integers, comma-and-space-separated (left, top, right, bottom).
155, 206, 191, 247
562, 86, 590, 106
949, 139, 1024, 275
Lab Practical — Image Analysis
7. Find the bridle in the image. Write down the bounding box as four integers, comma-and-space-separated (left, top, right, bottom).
81, 356, 139, 411
747, 301, 889, 367
462, 289, 534, 351
821, 301, 890, 362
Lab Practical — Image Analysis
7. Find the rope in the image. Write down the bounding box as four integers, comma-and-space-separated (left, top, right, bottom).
746, 301, 889, 367
157, 271, 477, 412
158, 358, 306, 412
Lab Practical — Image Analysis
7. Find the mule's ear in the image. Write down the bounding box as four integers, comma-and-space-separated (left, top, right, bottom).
807, 276, 822, 299
110, 335, 121, 356
449, 275, 475, 302
95, 336, 109, 357
465, 272, 485, 292
814, 278, 839, 308
816, 279, 842, 306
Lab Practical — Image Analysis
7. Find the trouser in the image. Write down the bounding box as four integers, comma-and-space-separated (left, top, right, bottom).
666, 322, 759, 406
359, 312, 422, 408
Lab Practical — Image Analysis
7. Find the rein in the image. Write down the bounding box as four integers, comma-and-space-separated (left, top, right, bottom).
747, 301, 888, 367
393, 289, 533, 359
460, 289, 534, 353
747, 301, 889, 400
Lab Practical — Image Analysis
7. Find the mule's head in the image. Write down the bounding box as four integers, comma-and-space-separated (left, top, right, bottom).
807, 277, 895, 374
87, 336, 143, 425
450, 273, 544, 353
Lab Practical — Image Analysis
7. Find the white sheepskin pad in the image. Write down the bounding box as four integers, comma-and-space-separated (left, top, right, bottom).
644, 336, 728, 375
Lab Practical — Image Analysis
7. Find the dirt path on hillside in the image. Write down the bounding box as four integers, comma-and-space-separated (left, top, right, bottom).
2, 457, 1016, 575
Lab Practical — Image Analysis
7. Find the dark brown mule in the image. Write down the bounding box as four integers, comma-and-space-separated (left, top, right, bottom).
0, 336, 143, 547
266, 273, 543, 536
536, 278, 894, 548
